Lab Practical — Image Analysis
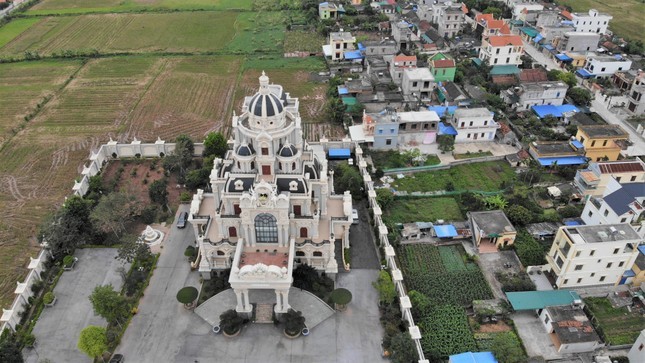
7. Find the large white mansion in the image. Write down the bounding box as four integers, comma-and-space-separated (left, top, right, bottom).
188, 72, 353, 315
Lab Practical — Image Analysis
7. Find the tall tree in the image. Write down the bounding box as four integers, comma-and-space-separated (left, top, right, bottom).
40, 195, 96, 260
163, 134, 195, 180
0, 330, 23, 363
567, 87, 593, 106
90, 192, 142, 238
89, 285, 130, 327
148, 179, 168, 206
116, 235, 152, 264
437, 135, 455, 153
373, 270, 397, 305
77, 326, 107, 360
203, 132, 228, 159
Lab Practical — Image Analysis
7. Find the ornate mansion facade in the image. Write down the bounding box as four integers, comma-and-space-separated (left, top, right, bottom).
188, 72, 353, 315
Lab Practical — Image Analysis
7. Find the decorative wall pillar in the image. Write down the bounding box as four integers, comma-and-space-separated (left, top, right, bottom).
274, 290, 283, 312
280, 290, 290, 311
242, 289, 251, 312
234, 289, 244, 312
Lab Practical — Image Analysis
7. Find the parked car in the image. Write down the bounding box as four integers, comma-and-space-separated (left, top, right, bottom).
109, 354, 124, 363
177, 211, 188, 229
351, 209, 359, 224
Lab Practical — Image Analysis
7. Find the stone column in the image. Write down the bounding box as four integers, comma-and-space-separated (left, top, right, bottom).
234, 289, 244, 312
274, 290, 283, 313
280, 290, 290, 311
242, 289, 252, 312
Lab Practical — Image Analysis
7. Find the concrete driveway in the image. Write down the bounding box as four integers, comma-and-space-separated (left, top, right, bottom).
511, 311, 561, 360
24, 248, 127, 363
477, 251, 523, 300
349, 200, 381, 269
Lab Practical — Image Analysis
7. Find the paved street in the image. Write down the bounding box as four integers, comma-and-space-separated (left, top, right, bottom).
349, 199, 381, 269
24, 249, 127, 363
522, 40, 560, 71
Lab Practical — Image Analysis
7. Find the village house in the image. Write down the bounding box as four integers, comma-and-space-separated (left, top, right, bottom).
576, 53, 632, 79
348, 109, 441, 149
574, 159, 645, 197
576, 124, 629, 162
479, 35, 524, 66
429, 53, 456, 82
627, 81, 645, 115
469, 210, 517, 253
554, 32, 601, 53
502, 81, 568, 111
391, 20, 415, 51
401, 67, 435, 100
539, 305, 603, 353
389, 54, 417, 85
545, 224, 641, 288
451, 108, 499, 143
528, 140, 588, 167
435, 2, 465, 38
362, 39, 398, 57
629, 249, 645, 289
319, 2, 344, 20
581, 177, 645, 230
324, 31, 357, 62
568, 9, 613, 34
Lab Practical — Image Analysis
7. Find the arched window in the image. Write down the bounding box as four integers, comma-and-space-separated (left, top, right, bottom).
216, 250, 225, 256
300, 227, 308, 238
228, 226, 237, 238
251, 161, 255, 170
313, 251, 323, 257
254, 213, 278, 243
295, 251, 305, 257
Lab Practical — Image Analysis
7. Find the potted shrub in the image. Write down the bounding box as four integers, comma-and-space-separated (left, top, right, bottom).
22, 333, 36, 348
62, 255, 77, 270
283, 309, 305, 338
43, 292, 56, 307
219, 309, 243, 337
176, 286, 199, 309
329, 288, 353, 311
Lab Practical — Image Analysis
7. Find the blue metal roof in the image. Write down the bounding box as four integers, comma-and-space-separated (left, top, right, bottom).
534, 34, 544, 43
565, 220, 581, 226
571, 140, 584, 149
532, 104, 579, 118
434, 225, 458, 238
358, 42, 365, 50
428, 106, 458, 116
438, 122, 458, 136
603, 183, 645, 215
639, 246, 645, 255
328, 149, 350, 158
576, 69, 593, 78
555, 53, 573, 62
450, 352, 498, 363
538, 156, 588, 166
543, 44, 555, 51
344, 50, 364, 60
338, 87, 349, 95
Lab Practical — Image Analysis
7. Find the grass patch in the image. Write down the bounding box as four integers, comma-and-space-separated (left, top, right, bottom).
585, 296, 645, 345
369, 149, 440, 170
453, 151, 493, 160
556, 0, 645, 42
27, 0, 254, 15
225, 11, 286, 55
391, 161, 515, 193
0, 12, 238, 57
242, 56, 326, 71
0, 18, 41, 48
283, 30, 326, 53
384, 196, 463, 224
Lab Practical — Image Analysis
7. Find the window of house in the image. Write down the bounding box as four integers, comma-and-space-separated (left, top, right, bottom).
506, 57, 510, 63
390, 128, 395, 133
469, 121, 473, 126
613, 248, 619, 254
467, 133, 471, 138
602, 140, 608, 146
588, 211, 593, 217
577, 278, 583, 283
423, 123, 428, 130
620, 217, 627, 223
412, 81, 418, 87
544, 315, 550, 324
262, 147, 269, 155
575, 264, 583, 271
494, 59, 498, 64
563, 279, 568, 285
496, 48, 500, 54
616, 177, 621, 182
639, 343, 644, 351
255, 213, 278, 243
591, 272, 595, 277
378, 129, 383, 134
481, 133, 485, 138
484, 121, 488, 126
386, 139, 392, 145
606, 262, 613, 268
313, 251, 323, 257
601, 67, 606, 72
618, 261, 625, 267
460, 122, 465, 127
590, 250, 595, 256
599, 276, 605, 282
411, 124, 417, 129
591, 140, 596, 147
631, 176, 637, 181
575, 251, 581, 257
604, 209, 609, 217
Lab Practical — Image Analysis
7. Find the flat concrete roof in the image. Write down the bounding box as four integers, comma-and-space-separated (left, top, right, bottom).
470, 210, 515, 235
564, 223, 640, 244
454, 107, 493, 119
579, 124, 629, 138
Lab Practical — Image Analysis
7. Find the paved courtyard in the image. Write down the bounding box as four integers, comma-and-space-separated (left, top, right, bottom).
512, 311, 561, 360
23, 248, 127, 363
477, 251, 523, 300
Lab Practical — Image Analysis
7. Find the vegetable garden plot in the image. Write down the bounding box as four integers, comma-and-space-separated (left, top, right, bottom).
419, 305, 477, 357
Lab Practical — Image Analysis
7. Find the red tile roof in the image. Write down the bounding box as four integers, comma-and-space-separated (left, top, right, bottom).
461, 3, 468, 14
561, 10, 573, 20
488, 35, 523, 47
519, 68, 548, 82
432, 59, 455, 68
598, 161, 645, 174
476, 13, 495, 23
394, 55, 417, 63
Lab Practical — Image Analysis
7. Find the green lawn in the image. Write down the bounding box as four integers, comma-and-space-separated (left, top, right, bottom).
284, 30, 326, 53
585, 297, 645, 345
26, 0, 254, 15
225, 11, 287, 55
0, 18, 41, 48
391, 161, 516, 193
0, 12, 238, 57
369, 149, 441, 170
557, 0, 645, 42
384, 197, 463, 224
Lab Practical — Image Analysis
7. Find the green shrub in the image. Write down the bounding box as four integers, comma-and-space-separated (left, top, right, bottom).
43, 292, 55, 305
63, 255, 75, 267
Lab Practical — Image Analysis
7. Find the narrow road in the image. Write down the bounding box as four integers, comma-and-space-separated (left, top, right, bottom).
522, 40, 560, 71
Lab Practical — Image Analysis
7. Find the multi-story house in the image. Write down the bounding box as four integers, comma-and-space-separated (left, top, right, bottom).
401, 68, 435, 100
391, 20, 414, 51
628, 330, 645, 363
479, 35, 524, 66
581, 178, 645, 228
429, 53, 456, 82
319, 2, 344, 20
546, 224, 641, 288
362, 39, 398, 57
474, 13, 511, 36
389, 54, 417, 85
188, 72, 353, 316
627, 83, 645, 115
451, 108, 499, 143
577, 54, 632, 79
528, 140, 587, 167
325, 32, 356, 61
469, 210, 517, 252
574, 159, 645, 197
569, 9, 612, 34
576, 124, 629, 162
436, 3, 465, 38
502, 81, 568, 111
555, 32, 601, 53
538, 305, 603, 353
348, 109, 441, 149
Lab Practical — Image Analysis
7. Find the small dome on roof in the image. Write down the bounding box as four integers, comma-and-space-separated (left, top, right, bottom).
249, 93, 284, 118
236, 143, 255, 156
278, 144, 298, 157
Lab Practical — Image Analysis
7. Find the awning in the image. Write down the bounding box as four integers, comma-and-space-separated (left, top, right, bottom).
555, 53, 573, 62
532, 104, 579, 118
344, 50, 364, 60
623, 270, 636, 278
506, 290, 581, 310
537, 156, 588, 166
638, 246, 645, 255
543, 44, 555, 51
576, 69, 593, 78
534, 34, 544, 43
490, 65, 520, 75
564, 220, 581, 226
520, 27, 539, 37
434, 225, 458, 238
571, 140, 584, 149
438, 122, 458, 135
428, 106, 458, 116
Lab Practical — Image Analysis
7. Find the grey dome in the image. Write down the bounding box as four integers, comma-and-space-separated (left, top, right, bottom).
278, 144, 298, 157
237, 143, 255, 156
249, 93, 284, 118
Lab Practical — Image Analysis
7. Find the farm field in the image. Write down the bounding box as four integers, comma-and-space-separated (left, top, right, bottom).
400, 244, 493, 358
284, 31, 326, 53
225, 12, 287, 55
0, 18, 40, 48
391, 161, 516, 192
585, 296, 645, 345
27, 0, 255, 15
383, 196, 463, 224
0, 12, 238, 57
557, 0, 645, 42
0, 59, 83, 148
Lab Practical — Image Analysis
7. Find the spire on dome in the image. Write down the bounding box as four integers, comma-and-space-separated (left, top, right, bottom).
259, 71, 270, 95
